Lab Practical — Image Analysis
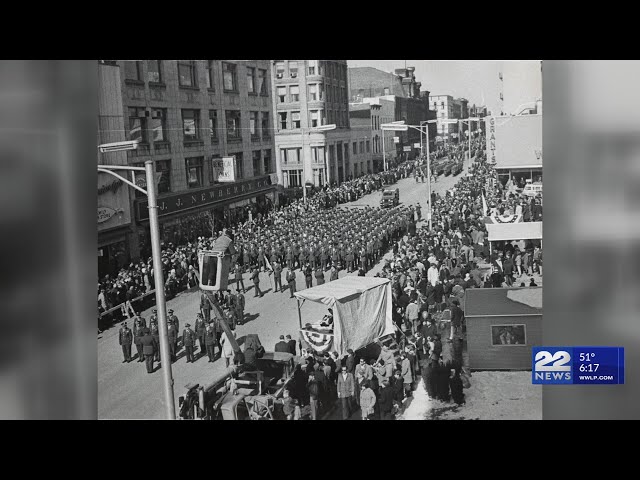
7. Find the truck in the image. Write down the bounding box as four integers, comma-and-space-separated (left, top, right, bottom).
177, 285, 297, 420
380, 188, 399, 208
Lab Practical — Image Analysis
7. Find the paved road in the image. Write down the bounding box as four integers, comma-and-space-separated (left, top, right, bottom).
98, 168, 467, 419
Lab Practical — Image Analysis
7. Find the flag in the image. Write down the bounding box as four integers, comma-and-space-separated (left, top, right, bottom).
264, 255, 272, 274
482, 192, 488, 217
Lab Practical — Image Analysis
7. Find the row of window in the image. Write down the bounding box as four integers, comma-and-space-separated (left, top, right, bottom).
353, 161, 373, 177
134, 150, 273, 195
128, 108, 270, 144
276, 83, 347, 105
274, 60, 347, 81
124, 60, 269, 96
352, 140, 371, 155
280, 146, 326, 166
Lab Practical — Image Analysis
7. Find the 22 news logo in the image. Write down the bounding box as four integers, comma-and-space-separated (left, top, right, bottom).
532, 347, 573, 384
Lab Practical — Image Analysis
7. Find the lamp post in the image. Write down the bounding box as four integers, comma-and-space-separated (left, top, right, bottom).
301, 123, 336, 202
381, 121, 407, 172
98, 142, 176, 420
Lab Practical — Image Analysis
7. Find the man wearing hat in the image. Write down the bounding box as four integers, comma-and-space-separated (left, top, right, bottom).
118, 322, 133, 363
182, 323, 196, 363
200, 291, 212, 324
168, 309, 179, 352
150, 318, 161, 362
167, 317, 177, 362
133, 317, 145, 362
194, 313, 207, 357
139, 328, 157, 374
204, 322, 217, 362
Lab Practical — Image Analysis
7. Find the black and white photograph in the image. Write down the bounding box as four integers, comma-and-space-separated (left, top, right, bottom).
97, 60, 543, 420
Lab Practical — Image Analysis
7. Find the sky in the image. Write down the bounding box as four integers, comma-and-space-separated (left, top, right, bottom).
347, 60, 542, 115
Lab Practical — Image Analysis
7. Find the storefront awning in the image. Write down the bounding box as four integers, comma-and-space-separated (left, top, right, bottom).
486, 222, 542, 242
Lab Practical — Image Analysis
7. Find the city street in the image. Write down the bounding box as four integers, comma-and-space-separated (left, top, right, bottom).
98, 169, 465, 419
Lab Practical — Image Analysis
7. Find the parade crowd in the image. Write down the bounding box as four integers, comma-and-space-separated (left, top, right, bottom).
108, 134, 543, 420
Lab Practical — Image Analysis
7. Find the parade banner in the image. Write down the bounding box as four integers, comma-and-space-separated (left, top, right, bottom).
212, 156, 236, 183
484, 214, 523, 224
300, 327, 334, 354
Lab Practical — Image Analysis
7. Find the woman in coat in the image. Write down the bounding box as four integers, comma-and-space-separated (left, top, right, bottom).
359, 382, 376, 420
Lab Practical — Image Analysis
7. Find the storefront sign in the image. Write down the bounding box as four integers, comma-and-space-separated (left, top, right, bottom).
393, 137, 400, 144
136, 175, 274, 221
212, 156, 236, 183
403, 146, 412, 152
98, 206, 117, 223
413, 143, 421, 148
98, 179, 123, 196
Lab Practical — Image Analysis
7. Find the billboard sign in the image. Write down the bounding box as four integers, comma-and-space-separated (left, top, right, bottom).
212, 156, 236, 183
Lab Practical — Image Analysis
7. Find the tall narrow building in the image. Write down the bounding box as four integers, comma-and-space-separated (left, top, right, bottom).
270, 60, 352, 193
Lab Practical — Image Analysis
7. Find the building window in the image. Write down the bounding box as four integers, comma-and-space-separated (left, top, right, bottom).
252, 150, 261, 176
258, 69, 268, 95
205, 61, 214, 90
366, 140, 370, 153
124, 61, 142, 82
277, 86, 287, 103
308, 60, 317, 76
383, 87, 390, 95
182, 109, 200, 141
226, 110, 242, 141
290, 85, 300, 102
279, 112, 288, 130
128, 107, 148, 143
319, 83, 324, 101
209, 111, 218, 142
235, 152, 244, 179
308, 84, 318, 101
250, 111, 259, 139
281, 148, 301, 165
360, 141, 364, 154
247, 67, 256, 94
352, 142, 357, 155
263, 149, 272, 174
283, 169, 302, 188
261, 112, 270, 138
178, 60, 197, 87
291, 111, 301, 129
289, 61, 298, 78
147, 60, 162, 83
312, 146, 325, 164
275, 62, 285, 79
310, 110, 319, 128
150, 108, 167, 143
222, 62, 238, 92
185, 157, 204, 189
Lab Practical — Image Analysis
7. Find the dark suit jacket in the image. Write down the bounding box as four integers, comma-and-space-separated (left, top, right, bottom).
286, 339, 297, 355
345, 354, 356, 374
140, 334, 157, 355
275, 341, 289, 353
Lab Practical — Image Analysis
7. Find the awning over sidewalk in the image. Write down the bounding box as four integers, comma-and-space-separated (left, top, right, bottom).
486, 222, 542, 242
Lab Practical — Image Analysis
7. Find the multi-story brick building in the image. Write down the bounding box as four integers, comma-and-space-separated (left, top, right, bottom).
97, 60, 277, 275
430, 95, 469, 142
271, 60, 352, 192
349, 97, 396, 174
348, 66, 434, 161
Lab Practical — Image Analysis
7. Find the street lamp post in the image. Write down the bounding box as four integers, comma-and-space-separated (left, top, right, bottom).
302, 124, 336, 202
98, 144, 176, 420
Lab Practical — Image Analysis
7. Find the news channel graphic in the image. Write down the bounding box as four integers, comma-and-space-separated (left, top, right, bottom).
532, 347, 625, 385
